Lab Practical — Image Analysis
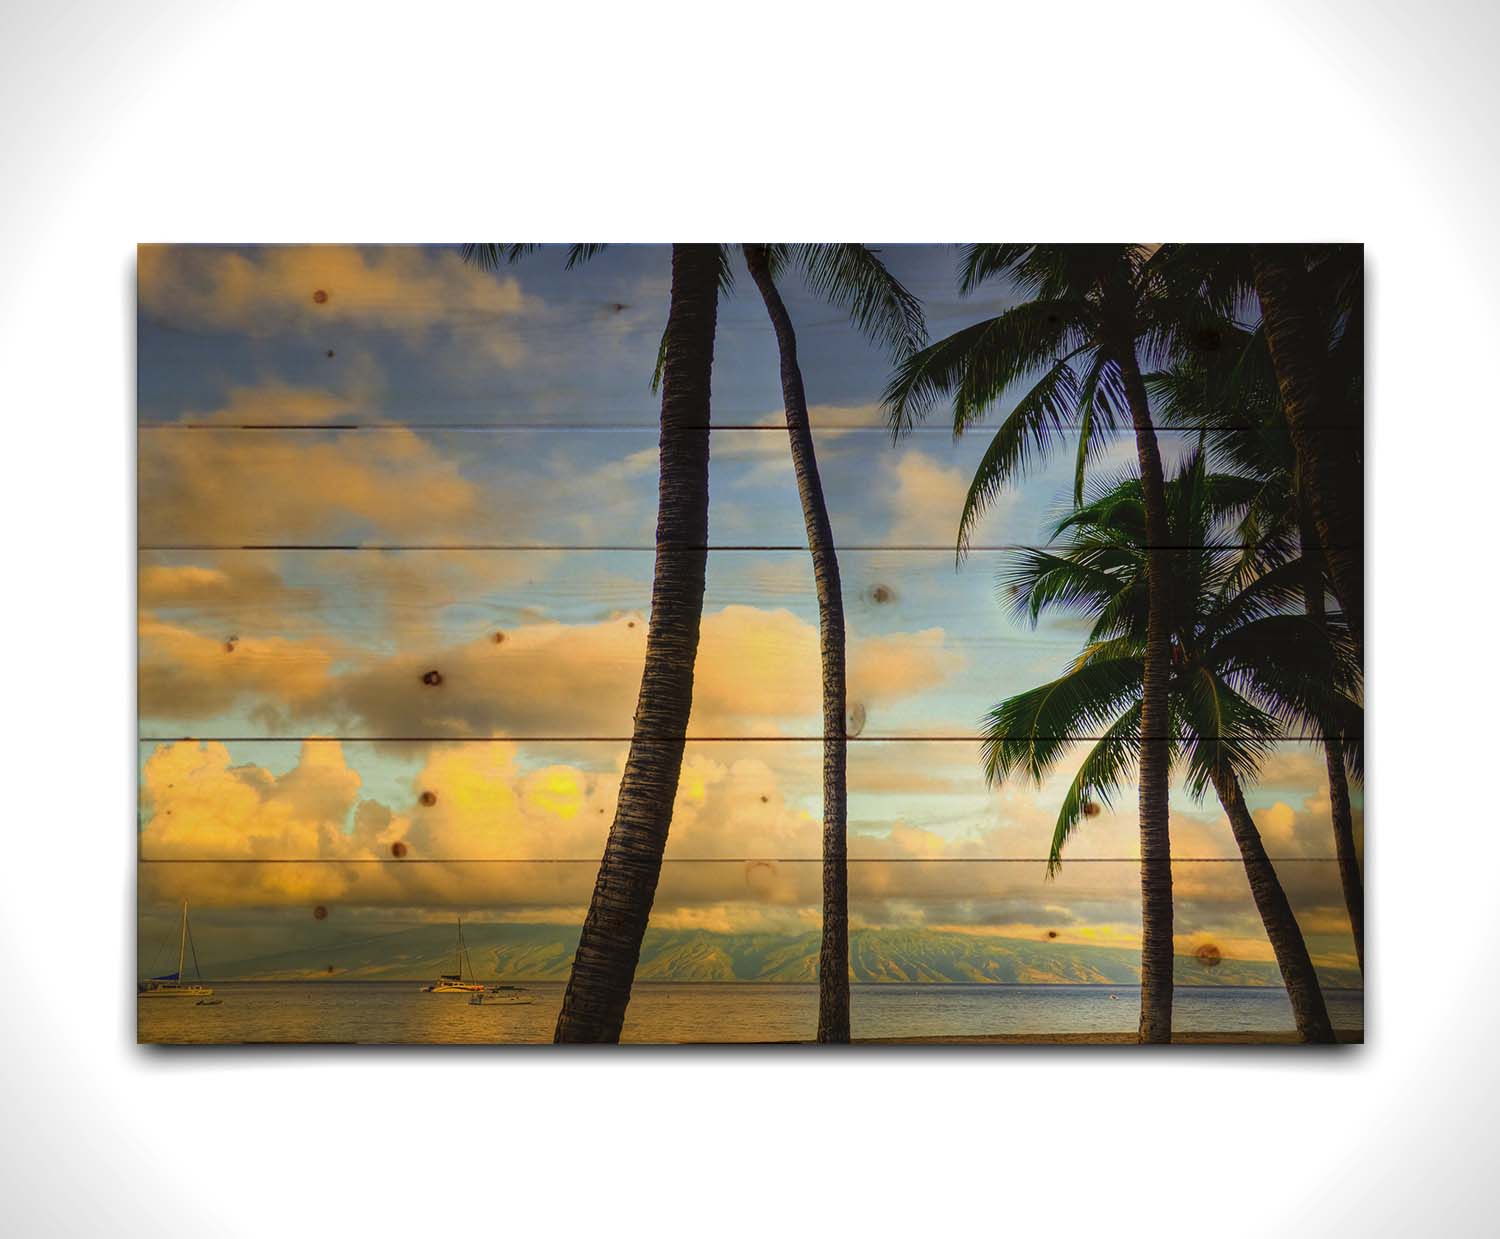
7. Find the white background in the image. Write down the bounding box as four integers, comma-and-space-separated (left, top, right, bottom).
0, 1, 1494, 1235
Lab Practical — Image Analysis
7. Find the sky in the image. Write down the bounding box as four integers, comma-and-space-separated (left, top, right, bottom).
136, 244, 1361, 977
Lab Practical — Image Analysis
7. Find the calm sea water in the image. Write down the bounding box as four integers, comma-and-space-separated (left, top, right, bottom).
138, 982, 1364, 1045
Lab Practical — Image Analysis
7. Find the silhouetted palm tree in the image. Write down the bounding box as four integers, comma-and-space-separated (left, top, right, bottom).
463, 243, 923, 1042
1150, 327, 1364, 972
983, 453, 1358, 1041
467, 244, 723, 1042
883, 244, 1220, 1042
1169, 245, 1364, 660
741, 243, 924, 1041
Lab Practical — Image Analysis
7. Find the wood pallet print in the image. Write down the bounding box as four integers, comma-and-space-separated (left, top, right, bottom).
136, 243, 1364, 1045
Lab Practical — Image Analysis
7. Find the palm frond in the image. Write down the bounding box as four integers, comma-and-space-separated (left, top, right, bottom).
460, 243, 605, 272
1000, 548, 1126, 627
459, 243, 536, 271
881, 301, 1080, 436
1176, 668, 1277, 799
1048, 707, 1144, 874
980, 653, 1146, 787
954, 357, 1084, 554
790, 244, 927, 358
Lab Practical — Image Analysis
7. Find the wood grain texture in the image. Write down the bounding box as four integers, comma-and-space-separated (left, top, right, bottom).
136, 737, 1361, 863
137, 426, 1255, 549
138, 549, 1356, 742
134, 857, 1362, 991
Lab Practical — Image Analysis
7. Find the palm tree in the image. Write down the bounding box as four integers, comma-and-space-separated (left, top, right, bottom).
983, 453, 1358, 1042
1170, 245, 1364, 660
741, 243, 925, 1042
467, 243, 725, 1041
1150, 330, 1364, 972
500, 243, 724, 1042
883, 245, 1218, 1042
1251, 246, 1363, 661
463, 243, 922, 1042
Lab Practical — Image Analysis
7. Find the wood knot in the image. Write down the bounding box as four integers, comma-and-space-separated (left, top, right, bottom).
492, 631, 506, 644
867, 583, 895, 605
759, 794, 769, 804
744, 860, 776, 887
1195, 943, 1222, 968
1081, 798, 1101, 818
390, 840, 409, 858
325, 348, 335, 358
312, 289, 329, 304
312, 905, 328, 920
223, 635, 239, 653
1046, 930, 1059, 939
419, 790, 437, 807
421, 669, 443, 686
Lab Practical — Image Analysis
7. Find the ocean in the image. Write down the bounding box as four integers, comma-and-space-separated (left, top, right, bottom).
138, 981, 1364, 1045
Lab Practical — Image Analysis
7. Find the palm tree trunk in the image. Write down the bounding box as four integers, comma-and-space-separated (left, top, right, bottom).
1115, 343, 1174, 1044
1208, 767, 1337, 1043
1252, 246, 1363, 661
743, 245, 851, 1043
1298, 498, 1364, 972
553, 243, 719, 1043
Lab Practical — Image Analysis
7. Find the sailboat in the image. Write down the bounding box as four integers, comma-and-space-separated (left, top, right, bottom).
420, 916, 484, 992
139, 899, 214, 999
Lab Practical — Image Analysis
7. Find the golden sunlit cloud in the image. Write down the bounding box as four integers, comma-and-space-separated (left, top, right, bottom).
139, 245, 529, 357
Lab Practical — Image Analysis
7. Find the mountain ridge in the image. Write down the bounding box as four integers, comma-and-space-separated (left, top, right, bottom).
198, 922, 1362, 990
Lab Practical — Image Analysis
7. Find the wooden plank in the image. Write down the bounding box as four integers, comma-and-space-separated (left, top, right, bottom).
136, 737, 1360, 863
138, 426, 1227, 548
139, 547, 1353, 741
137, 243, 1027, 427
136, 858, 1360, 1021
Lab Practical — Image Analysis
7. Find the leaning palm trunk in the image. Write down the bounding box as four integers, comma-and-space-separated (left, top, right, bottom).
1208, 768, 1337, 1042
554, 244, 720, 1043
1252, 246, 1363, 662
1116, 344, 1175, 1044
744, 245, 850, 1043
1298, 500, 1364, 972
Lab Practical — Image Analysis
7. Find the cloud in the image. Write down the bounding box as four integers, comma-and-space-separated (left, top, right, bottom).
139, 378, 670, 546
140, 421, 485, 546
168, 380, 373, 427
139, 246, 529, 361
140, 595, 966, 741
138, 735, 1358, 974
139, 557, 315, 613
138, 616, 339, 729
885, 450, 990, 546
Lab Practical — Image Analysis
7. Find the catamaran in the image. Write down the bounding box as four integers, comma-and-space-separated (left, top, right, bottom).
420, 916, 485, 992
139, 899, 214, 999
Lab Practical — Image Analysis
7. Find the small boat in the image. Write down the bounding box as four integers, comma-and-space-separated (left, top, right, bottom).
420, 917, 484, 993
470, 985, 535, 1007
139, 899, 215, 999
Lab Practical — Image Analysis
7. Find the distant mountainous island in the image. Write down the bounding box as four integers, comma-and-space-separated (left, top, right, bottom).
206, 922, 1361, 990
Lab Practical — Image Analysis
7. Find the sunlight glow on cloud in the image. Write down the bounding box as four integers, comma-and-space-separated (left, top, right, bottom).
139, 245, 530, 355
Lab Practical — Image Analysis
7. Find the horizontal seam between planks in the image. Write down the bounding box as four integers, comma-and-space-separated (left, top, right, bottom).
135, 856, 1342, 864
137, 734, 1361, 744
138, 543, 1365, 552
137, 421, 1365, 432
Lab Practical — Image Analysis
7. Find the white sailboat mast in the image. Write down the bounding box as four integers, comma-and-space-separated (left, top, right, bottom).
177, 899, 188, 980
